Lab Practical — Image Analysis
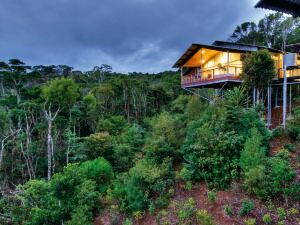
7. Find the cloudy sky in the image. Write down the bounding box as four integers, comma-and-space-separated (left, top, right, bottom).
0, 0, 269, 73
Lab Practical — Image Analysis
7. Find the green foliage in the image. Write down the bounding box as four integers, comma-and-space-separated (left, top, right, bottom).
179, 167, 193, 181
97, 116, 128, 136
240, 128, 267, 173
112, 124, 145, 171
196, 209, 216, 225
42, 77, 79, 109
262, 214, 272, 224
224, 205, 233, 216
178, 198, 197, 224
83, 132, 112, 160
181, 87, 270, 189
287, 106, 300, 141
287, 207, 299, 216
242, 50, 275, 90
123, 218, 133, 225
277, 207, 286, 221
184, 181, 193, 191
240, 128, 269, 197
283, 143, 296, 153
113, 158, 173, 213
238, 200, 255, 217
207, 190, 216, 202
241, 131, 297, 199
244, 218, 256, 225
13, 158, 113, 225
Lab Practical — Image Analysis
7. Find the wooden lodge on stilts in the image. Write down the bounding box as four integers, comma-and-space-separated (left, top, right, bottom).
173, 41, 300, 128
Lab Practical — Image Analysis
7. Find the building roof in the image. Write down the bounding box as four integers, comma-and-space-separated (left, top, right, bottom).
287, 43, 300, 53
173, 41, 283, 68
255, 0, 300, 17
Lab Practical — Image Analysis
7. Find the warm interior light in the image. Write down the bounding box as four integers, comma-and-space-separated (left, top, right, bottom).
220, 53, 228, 64
202, 60, 205, 64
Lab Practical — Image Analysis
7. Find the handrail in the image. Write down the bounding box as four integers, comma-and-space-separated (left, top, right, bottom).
182, 66, 242, 85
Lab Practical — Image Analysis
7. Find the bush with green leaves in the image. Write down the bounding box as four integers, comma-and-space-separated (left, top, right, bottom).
112, 124, 145, 172
241, 130, 298, 199
113, 158, 174, 213
287, 106, 300, 141
196, 209, 216, 225
181, 87, 270, 189
244, 218, 256, 225
238, 199, 255, 217
224, 205, 233, 216
83, 132, 112, 160
240, 128, 269, 198
13, 157, 113, 225
144, 111, 186, 164
262, 214, 272, 224
277, 207, 286, 221
181, 117, 243, 188
178, 198, 197, 224
207, 190, 216, 202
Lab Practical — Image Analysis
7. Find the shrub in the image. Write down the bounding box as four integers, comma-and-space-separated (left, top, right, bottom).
180, 167, 193, 181
196, 209, 216, 225
277, 207, 286, 220
113, 158, 174, 213
97, 116, 128, 136
83, 132, 112, 160
13, 157, 114, 225
238, 200, 255, 217
123, 218, 133, 225
244, 218, 256, 225
287, 208, 299, 215
277, 221, 285, 225
178, 198, 197, 224
181, 88, 270, 189
207, 190, 217, 202
155, 210, 170, 225
185, 181, 193, 191
79, 157, 113, 192
224, 205, 233, 216
112, 124, 145, 172
283, 143, 296, 153
287, 106, 300, 141
262, 214, 272, 224
240, 128, 267, 173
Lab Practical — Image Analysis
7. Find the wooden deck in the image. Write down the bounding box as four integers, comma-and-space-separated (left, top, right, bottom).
182, 74, 242, 88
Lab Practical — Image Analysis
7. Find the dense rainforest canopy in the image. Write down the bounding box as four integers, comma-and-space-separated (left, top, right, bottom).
0, 13, 300, 225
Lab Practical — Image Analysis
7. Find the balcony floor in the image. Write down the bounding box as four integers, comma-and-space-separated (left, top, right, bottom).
182, 76, 242, 89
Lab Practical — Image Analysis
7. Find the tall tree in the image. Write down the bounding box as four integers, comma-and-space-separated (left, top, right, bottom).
41, 78, 79, 180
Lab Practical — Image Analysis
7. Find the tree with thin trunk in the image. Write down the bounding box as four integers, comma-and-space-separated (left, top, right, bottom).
241, 50, 276, 105
41, 78, 79, 180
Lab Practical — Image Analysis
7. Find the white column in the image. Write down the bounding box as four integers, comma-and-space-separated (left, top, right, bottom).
283, 62, 287, 128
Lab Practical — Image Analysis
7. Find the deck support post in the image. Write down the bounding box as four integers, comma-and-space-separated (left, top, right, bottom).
283, 63, 287, 128
267, 86, 272, 128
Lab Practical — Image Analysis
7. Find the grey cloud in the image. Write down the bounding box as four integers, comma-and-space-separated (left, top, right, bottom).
0, 0, 265, 73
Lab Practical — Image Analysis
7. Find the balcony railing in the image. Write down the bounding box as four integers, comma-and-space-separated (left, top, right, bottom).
277, 68, 300, 79
182, 66, 242, 87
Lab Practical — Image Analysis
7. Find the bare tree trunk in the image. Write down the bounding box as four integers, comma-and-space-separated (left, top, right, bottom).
44, 104, 60, 181
0, 140, 4, 169
47, 117, 52, 181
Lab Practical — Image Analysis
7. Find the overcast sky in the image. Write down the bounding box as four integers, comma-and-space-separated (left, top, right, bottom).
0, 0, 269, 73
